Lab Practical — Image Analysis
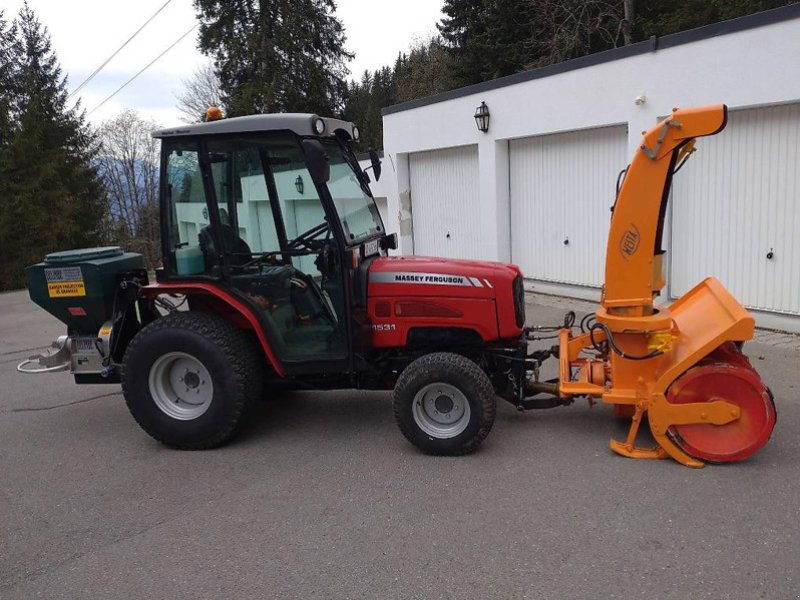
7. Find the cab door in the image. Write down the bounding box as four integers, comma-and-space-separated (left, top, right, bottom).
202, 134, 350, 368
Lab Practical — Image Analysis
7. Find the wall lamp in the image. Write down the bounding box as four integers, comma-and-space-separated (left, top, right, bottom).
474, 101, 490, 133
295, 175, 304, 195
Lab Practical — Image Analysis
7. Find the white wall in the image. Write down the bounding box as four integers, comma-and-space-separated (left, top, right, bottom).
380, 11, 800, 331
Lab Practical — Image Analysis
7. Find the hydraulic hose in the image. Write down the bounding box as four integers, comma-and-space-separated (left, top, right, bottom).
589, 322, 663, 361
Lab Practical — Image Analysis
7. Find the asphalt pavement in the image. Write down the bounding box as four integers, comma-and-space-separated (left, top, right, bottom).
1, 288, 798, 599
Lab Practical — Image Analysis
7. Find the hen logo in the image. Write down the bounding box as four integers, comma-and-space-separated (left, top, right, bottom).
619, 224, 640, 260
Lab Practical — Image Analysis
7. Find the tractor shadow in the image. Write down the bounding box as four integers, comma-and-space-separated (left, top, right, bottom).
494, 399, 658, 449
239, 389, 395, 443
239, 388, 658, 452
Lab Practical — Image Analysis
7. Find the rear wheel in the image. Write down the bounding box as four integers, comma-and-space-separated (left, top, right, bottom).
122, 311, 263, 449
393, 352, 496, 455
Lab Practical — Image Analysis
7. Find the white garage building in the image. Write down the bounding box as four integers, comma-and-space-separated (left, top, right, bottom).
375, 5, 800, 332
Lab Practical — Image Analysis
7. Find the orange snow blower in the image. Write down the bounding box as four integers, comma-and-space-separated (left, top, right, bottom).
554, 104, 776, 468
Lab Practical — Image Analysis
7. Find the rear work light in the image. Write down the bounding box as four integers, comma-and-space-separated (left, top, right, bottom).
395, 301, 462, 318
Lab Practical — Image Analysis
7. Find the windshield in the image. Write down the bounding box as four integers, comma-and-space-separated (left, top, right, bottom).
322, 140, 383, 243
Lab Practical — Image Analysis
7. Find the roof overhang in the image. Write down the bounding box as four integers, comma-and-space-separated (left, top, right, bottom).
151, 113, 357, 140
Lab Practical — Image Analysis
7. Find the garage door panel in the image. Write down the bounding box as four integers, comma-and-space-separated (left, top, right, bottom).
409, 145, 480, 259
671, 103, 800, 314
509, 125, 628, 287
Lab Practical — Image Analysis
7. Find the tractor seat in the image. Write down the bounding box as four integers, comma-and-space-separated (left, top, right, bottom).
198, 224, 252, 267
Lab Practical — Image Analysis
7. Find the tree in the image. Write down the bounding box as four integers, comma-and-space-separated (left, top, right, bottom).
394, 37, 453, 104
96, 110, 161, 267
175, 62, 223, 123
342, 65, 397, 152
622, 0, 634, 45
525, 0, 626, 67
0, 11, 15, 147
342, 37, 453, 152
438, 0, 539, 87
342, 70, 376, 150
0, 3, 104, 291
633, 0, 796, 39
193, 0, 353, 117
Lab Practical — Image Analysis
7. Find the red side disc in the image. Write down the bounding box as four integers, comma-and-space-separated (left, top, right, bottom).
666, 358, 776, 463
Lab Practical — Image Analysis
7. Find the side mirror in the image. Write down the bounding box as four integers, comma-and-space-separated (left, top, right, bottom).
369, 148, 382, 182
380, 233, 398, 251
302, 139, 330, 185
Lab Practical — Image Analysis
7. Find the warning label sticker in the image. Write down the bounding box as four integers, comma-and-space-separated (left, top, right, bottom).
45, 266, 83, 283
45, 267, 85, 298
47, 281, 86, 298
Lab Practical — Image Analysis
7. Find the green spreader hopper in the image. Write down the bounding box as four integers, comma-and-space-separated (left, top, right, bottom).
25, 246, 145, 335
20, 247, 148, 380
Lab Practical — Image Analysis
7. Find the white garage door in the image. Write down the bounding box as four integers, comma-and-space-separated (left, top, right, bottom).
670, 103, 800, 315
409, 145, 480, 259
509, 125, 628, 286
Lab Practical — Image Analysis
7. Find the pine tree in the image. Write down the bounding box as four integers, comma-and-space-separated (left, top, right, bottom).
342, 71, 374, 150
193, 0, 353, 117
342, 38, 453, 152
634, 0, 795, 39
438, 0, 537, 87
393, 37, 453, 103
0, 3, 104, 290
0, 11, 15, 147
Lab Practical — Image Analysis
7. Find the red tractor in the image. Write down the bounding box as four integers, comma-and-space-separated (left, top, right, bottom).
22, 113, 531, 455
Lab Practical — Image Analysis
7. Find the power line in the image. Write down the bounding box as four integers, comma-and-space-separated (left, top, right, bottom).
69, 0, 174, 99
88, 24, 198, 116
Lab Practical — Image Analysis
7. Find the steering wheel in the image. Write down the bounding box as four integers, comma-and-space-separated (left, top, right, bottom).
287, 221, 330, 251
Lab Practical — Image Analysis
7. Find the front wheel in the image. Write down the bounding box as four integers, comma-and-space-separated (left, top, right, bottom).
393, 352, 496, 455
122, 311, 263, 449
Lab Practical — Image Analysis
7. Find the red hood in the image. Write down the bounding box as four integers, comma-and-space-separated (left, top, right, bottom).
368, 255, 521, 298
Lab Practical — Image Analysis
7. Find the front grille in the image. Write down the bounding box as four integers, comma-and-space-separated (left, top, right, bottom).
512, 275, 525, 327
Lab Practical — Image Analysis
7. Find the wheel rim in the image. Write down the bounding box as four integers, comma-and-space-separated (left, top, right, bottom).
148, 352, 214, 421
412, 382, 471, 439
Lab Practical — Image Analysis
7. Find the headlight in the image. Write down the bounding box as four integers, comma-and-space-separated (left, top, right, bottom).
313, 117, 326, 135
352, 125, 360, 141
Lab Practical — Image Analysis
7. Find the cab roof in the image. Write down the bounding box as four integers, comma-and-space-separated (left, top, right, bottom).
151, 113, 357, 140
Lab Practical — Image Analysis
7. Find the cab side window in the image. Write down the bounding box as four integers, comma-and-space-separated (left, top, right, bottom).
164, 141, 215, 276
205, 143, 280, 258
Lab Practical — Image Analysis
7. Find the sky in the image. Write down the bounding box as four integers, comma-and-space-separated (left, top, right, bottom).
3, 0, 444, 126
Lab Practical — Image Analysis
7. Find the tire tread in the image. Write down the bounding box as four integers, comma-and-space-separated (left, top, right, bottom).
122, 311, 262, 449
393, 352, 496, 456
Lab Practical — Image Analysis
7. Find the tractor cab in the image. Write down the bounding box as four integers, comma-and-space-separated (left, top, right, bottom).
152, 113, 394, 374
